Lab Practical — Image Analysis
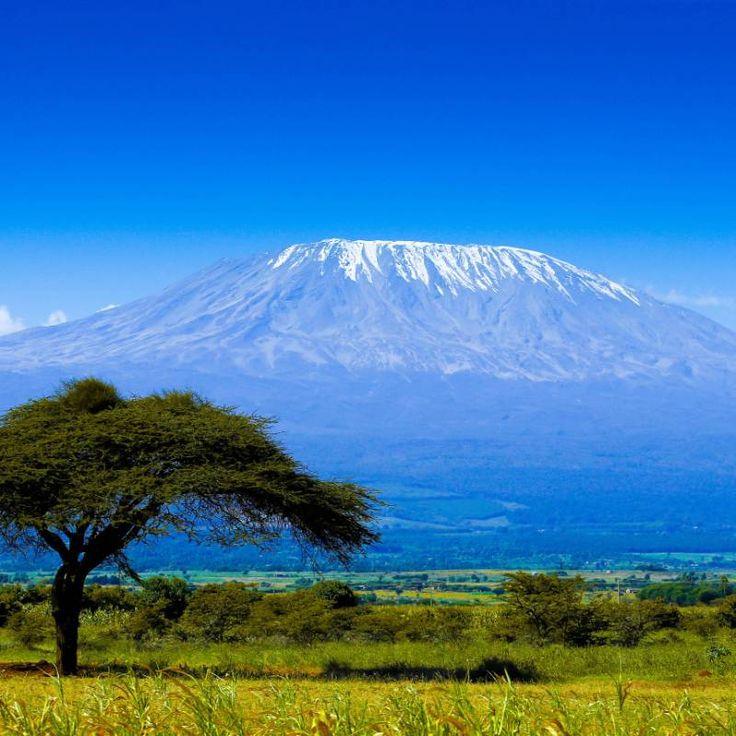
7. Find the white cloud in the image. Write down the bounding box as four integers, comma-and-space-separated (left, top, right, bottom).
653, 289, 736, 309
0, 305, 25, 336
645, 287, 736, 330
96, 304, 119, 313
44, 309, 68, 327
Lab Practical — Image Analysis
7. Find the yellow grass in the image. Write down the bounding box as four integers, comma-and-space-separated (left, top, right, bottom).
2, 673, 736, 734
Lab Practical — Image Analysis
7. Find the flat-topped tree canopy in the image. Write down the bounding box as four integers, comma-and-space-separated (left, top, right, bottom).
0, 378, 379, 674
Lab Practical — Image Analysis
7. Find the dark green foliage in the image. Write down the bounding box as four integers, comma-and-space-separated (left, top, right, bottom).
499, 572, 600, 646
310, 580, 358, 608
0, 379, 378, 563
59, 377, 122, 414
0, 586, 25, 626
82, 584, 137, 612
242, 589, 339, 643
125, 605, 172, 642
716, 594, 736, 628
596, 599, 682, 647
496, 573, 684, 647
236, 591, 469, 644
178, 582, 263, 642
638, 580, 734, 606
139, 577, 191, 621
25, 585, 51, 605
0, 584, 50, 625
681, 607, 719, 638
124, 578, 192, 642
7, 604, 54, 646
0, 576, 708, 652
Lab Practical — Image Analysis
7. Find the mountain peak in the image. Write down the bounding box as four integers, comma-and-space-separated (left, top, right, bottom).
1, 238, 734, 383
269, 239, 641, 305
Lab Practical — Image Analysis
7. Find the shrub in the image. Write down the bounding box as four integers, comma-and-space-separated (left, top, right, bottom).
125, 604, 171, 642
119, 577, 192, 642
7, 604, 54, 647
681, 607, 720, 638
0, 584, 51, 626
499, 572, 601, 646
349, 606, 406, 642
138, 577, 191, 621
638, 580, 733, 606
598, 599, 682, 647
242, 590, 344, 643
717, 595, 736, 628
83, 584, 137, 612
177, 582, 262, 642
0, 586, 25, 626
310, 580, 358, 608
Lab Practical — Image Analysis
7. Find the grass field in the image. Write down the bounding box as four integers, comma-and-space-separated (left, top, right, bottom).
3, 568, 736, 733
0, 636, 718, 681
3, 674, 736, 734
2, 623, 736, 733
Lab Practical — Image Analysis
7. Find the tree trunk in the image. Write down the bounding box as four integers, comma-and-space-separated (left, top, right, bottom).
50, 564, 86, 676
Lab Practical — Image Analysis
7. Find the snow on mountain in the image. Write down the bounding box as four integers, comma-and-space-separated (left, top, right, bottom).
271, 239, 640, 303
1, 239, 734, 385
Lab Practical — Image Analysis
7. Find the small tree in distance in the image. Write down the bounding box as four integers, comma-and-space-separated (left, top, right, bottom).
0, 378, 379, 675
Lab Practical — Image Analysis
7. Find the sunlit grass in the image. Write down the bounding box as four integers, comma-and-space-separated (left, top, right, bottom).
2, 626, 734, 685
3, 675, 736, 734
2, 593, 736, 732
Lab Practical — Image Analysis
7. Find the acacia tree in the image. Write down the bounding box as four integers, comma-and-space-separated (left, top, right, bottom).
0, 379, 378, 675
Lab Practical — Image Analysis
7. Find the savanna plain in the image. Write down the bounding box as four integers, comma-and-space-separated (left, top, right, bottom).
3, 569, 736, 734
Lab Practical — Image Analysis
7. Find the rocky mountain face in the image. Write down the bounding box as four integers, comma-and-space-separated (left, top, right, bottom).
2, 239, 735, 384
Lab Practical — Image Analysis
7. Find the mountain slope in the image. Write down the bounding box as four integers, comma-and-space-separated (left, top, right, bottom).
1, 239, 735, 384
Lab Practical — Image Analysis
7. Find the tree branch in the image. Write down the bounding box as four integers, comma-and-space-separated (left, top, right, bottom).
37, 528, 71, 562
80, 499, 163, 573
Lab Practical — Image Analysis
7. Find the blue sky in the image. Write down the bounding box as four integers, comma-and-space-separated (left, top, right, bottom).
1, 0, 735, 331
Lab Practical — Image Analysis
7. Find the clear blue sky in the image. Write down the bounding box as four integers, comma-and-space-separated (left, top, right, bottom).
1, 0, 735, 331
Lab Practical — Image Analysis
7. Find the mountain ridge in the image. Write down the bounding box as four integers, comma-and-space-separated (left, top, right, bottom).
1, 239, 734, 385
269, 239, 641, 304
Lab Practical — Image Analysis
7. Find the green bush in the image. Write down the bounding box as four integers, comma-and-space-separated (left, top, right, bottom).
138, 577, 191, 621
681, 606, 720, 638
125, 604, 171, 642
242, 590, 342, 643
178, 582, 360, 644
310, 580, 358, 608
177, 582, 262, 642
0, 584, 51, 626
498, 572, 600, 646
638, 580, 733, 606
120, 577, 192, 642
717, 594, 736, 628
596, 599, 682, 647
7, 604, 54, 647
82, 584, 137, 612
0, 586, 25, 627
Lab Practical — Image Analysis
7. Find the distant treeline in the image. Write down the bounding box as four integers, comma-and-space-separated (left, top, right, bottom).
4, 573, 736, 649
638, 577, 734, 606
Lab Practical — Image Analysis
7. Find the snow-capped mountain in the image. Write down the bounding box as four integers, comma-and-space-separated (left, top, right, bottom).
1, 238, 735, 384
